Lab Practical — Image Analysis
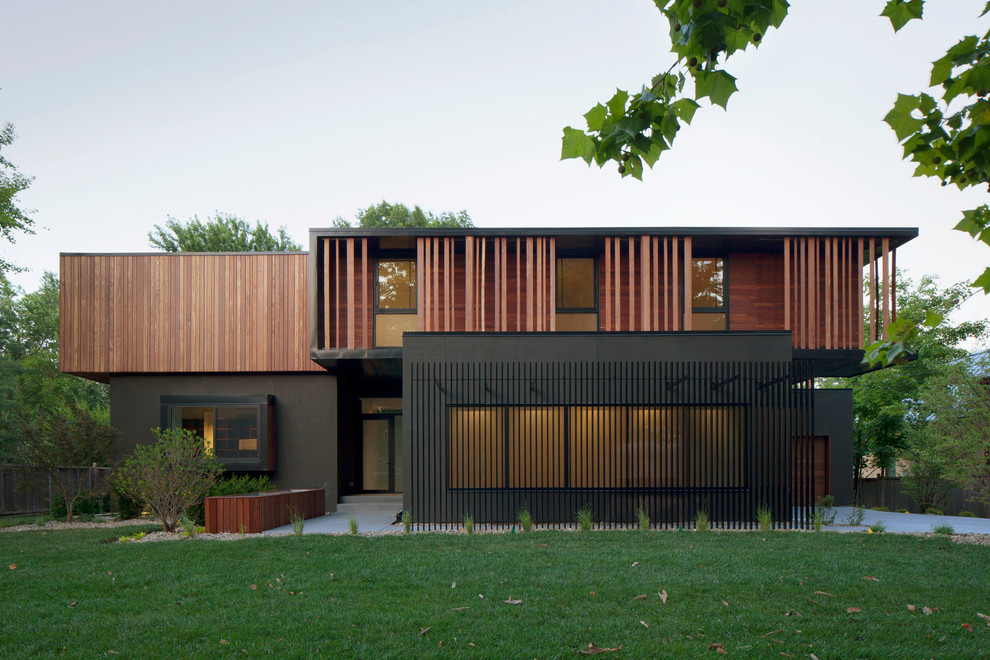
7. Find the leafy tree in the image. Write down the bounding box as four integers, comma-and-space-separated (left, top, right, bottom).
823, 273, 989, 500
115, 428, 223, 532
19, 404, 117, 522
0, 272, 108, 462
899, 424, 955, 512
333, 201, 473, 229
148, 212, 302, 252
0, 120, 35, 273
906, 361, 990, 507
561, 1, 989, 292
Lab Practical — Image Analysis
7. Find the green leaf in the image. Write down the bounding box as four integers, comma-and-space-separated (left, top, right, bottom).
672, 98, 701, 124
946, 35, 979, 60
694, 70, 738, 109
973, 267, 990, 294
606, 89, 629, 119
923, 310, 944, 328
930, 54, 954, 87
982, 1, 990, 17
880, 0, 924, 32
583, 104, 607, 132
883, 93, 923, 142
560, 127, 596, 164
769, 0, 790, 28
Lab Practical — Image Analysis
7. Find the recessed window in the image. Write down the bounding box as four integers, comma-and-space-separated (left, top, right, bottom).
556, 257, 598, 331
161, 395, 274, 471
692, 258, 727, 330
376, 259, 417, 347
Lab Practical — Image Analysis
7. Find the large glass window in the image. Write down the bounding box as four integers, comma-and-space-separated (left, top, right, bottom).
376, 259, 417, 347
692, 257, 727, 330
556, 257, 598, 331
161, 395, 274, 471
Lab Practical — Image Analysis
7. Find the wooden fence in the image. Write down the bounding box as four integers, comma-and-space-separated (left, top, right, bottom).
0, 464, 114, 517
858, 477, 990, 518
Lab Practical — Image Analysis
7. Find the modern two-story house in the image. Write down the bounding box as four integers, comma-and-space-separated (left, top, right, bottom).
59, 226, 915, 528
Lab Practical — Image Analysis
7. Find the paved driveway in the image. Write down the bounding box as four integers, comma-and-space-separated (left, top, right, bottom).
828, 506, 990, 534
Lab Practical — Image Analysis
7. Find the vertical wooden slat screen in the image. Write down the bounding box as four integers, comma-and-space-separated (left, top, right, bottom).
683, 236, 692, 331
599, 236, 689, 333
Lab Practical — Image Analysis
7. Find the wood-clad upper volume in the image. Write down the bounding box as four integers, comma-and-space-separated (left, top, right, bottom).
60, 253, 322, 378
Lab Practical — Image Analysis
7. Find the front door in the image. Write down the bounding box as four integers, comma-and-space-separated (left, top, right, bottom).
362, 410, 402, 493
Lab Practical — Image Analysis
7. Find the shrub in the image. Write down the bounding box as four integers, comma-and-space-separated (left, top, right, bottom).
845, 506, 865, 526
870, 506, 889, 512
51, 493, 111, 519
518, 508, 533, 533
402, 510, 412, 533
113, 483, 145, 520
868, 521, 886, 533
576, 507, 593, 531
347, 516, 358, 535
959, 511, 977, 518
932, 523, 955, 535
115, 428, 223, 532
811, 511, 824, 532
187, 473, 273, 525
814, 495, 836, 525
463, 514, 474, 535
756, 506, 773, 531
695, 509, 710, 532
925, 508, 945, 516
636, 507, 650, 531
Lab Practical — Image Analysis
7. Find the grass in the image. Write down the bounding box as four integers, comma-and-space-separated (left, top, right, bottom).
576, 507, 593, 531
1, 526, 989, 657
517, 508, 533, 533
694, 510, 710, 532
932, 523, 955, 536
0, 515, 51, 529
756, 506, 773, 531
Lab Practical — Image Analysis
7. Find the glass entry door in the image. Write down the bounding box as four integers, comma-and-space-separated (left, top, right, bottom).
361, 412, 402, 493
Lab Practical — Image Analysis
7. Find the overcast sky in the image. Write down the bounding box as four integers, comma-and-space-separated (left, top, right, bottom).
2, 0, 988, 338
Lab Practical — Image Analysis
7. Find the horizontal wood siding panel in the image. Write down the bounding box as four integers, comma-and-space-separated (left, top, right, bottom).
728, 252, 785, 331
205, 489, 325, 533
60, 254, 321, 375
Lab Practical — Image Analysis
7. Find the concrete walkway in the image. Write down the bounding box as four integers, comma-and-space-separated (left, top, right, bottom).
827, 506, 990, 534
263, 494, 403, 536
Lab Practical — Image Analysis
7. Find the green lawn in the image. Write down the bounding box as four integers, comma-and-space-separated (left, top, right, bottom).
1, 527, 988, 658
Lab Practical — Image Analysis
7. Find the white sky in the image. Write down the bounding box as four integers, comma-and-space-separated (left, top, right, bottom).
1, 0, 988, 339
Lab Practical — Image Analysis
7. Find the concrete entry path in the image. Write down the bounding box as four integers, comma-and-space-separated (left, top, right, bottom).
263, 494, 403, 536
828, 506, 990, 534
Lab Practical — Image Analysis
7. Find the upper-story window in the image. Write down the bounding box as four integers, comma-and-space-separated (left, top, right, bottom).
556, 257, 599, 331
161, 395, 275, 471
375, 259, 417, 347
691, 257, 727, 330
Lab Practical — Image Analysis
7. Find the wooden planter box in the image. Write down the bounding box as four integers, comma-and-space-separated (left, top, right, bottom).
204, 489, 325, 533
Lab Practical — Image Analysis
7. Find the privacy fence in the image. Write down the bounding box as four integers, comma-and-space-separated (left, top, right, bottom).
858, 477, 990, 518
407, 360, 816, 529
0, 465, 114, 517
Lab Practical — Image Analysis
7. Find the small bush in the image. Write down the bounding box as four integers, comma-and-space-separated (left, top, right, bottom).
811, 511, 824, 532
51, 493, 111, 520
518, 508, 533, 533
756, 506, 773, 531
868, 521, 886, 533
870, 506, 889, 512
402, 510, 412, 533
814, 495, 836, 525
932, 523, 955, 535
113, 484, 145, 520
636, 507, 650, 531
576, 507, 593, 531
291, 510, 306, 536
924, 507, 945, 516
845, 507, 865, 526
463, 514, 474, 535
188, 473, 274, 525
347, 516, 358, 535
695, 509, 710, 532
959, 511, 977, 518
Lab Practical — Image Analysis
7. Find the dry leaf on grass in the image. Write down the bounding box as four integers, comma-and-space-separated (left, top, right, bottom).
631, 562, 639, 567
813, 591, 836, 598
659, 590, 668, 604
722, 600, 729, 607
68, 601, 77, 608
810, 655, 820, 660
760, 629, 783, 638
451, 581, 456, 589
639, 621, 648, 628
977, 612, 990, 625
220, 640, 229, 645
923, 607, 933, 616
578, 643, 622, 655
633, 594, 647, 600
249, 584, 257, 590
8, 564, 15, 570
504, 597, 522, 605
418, 627, 431, 636
962, 623, 973, 632
907, 604, 916, 612
862, 576, 880, 582
452, 607, 469, 612
846, 607, 861, 614
707, 642, 725, 653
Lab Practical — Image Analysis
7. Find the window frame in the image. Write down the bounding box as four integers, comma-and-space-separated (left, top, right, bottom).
374, 254, 418, 348
160, 394, 275, 471
691, 255, 729, 330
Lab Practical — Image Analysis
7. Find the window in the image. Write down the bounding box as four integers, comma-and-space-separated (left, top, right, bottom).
375, 259, 417, 347
160, 395, 275, 471
691, 257, 727, 330
556, 257, 598, 331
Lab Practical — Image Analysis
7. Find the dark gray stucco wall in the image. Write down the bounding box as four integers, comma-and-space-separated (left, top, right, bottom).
109, 373, 337, 511
813, 388, 854, 506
